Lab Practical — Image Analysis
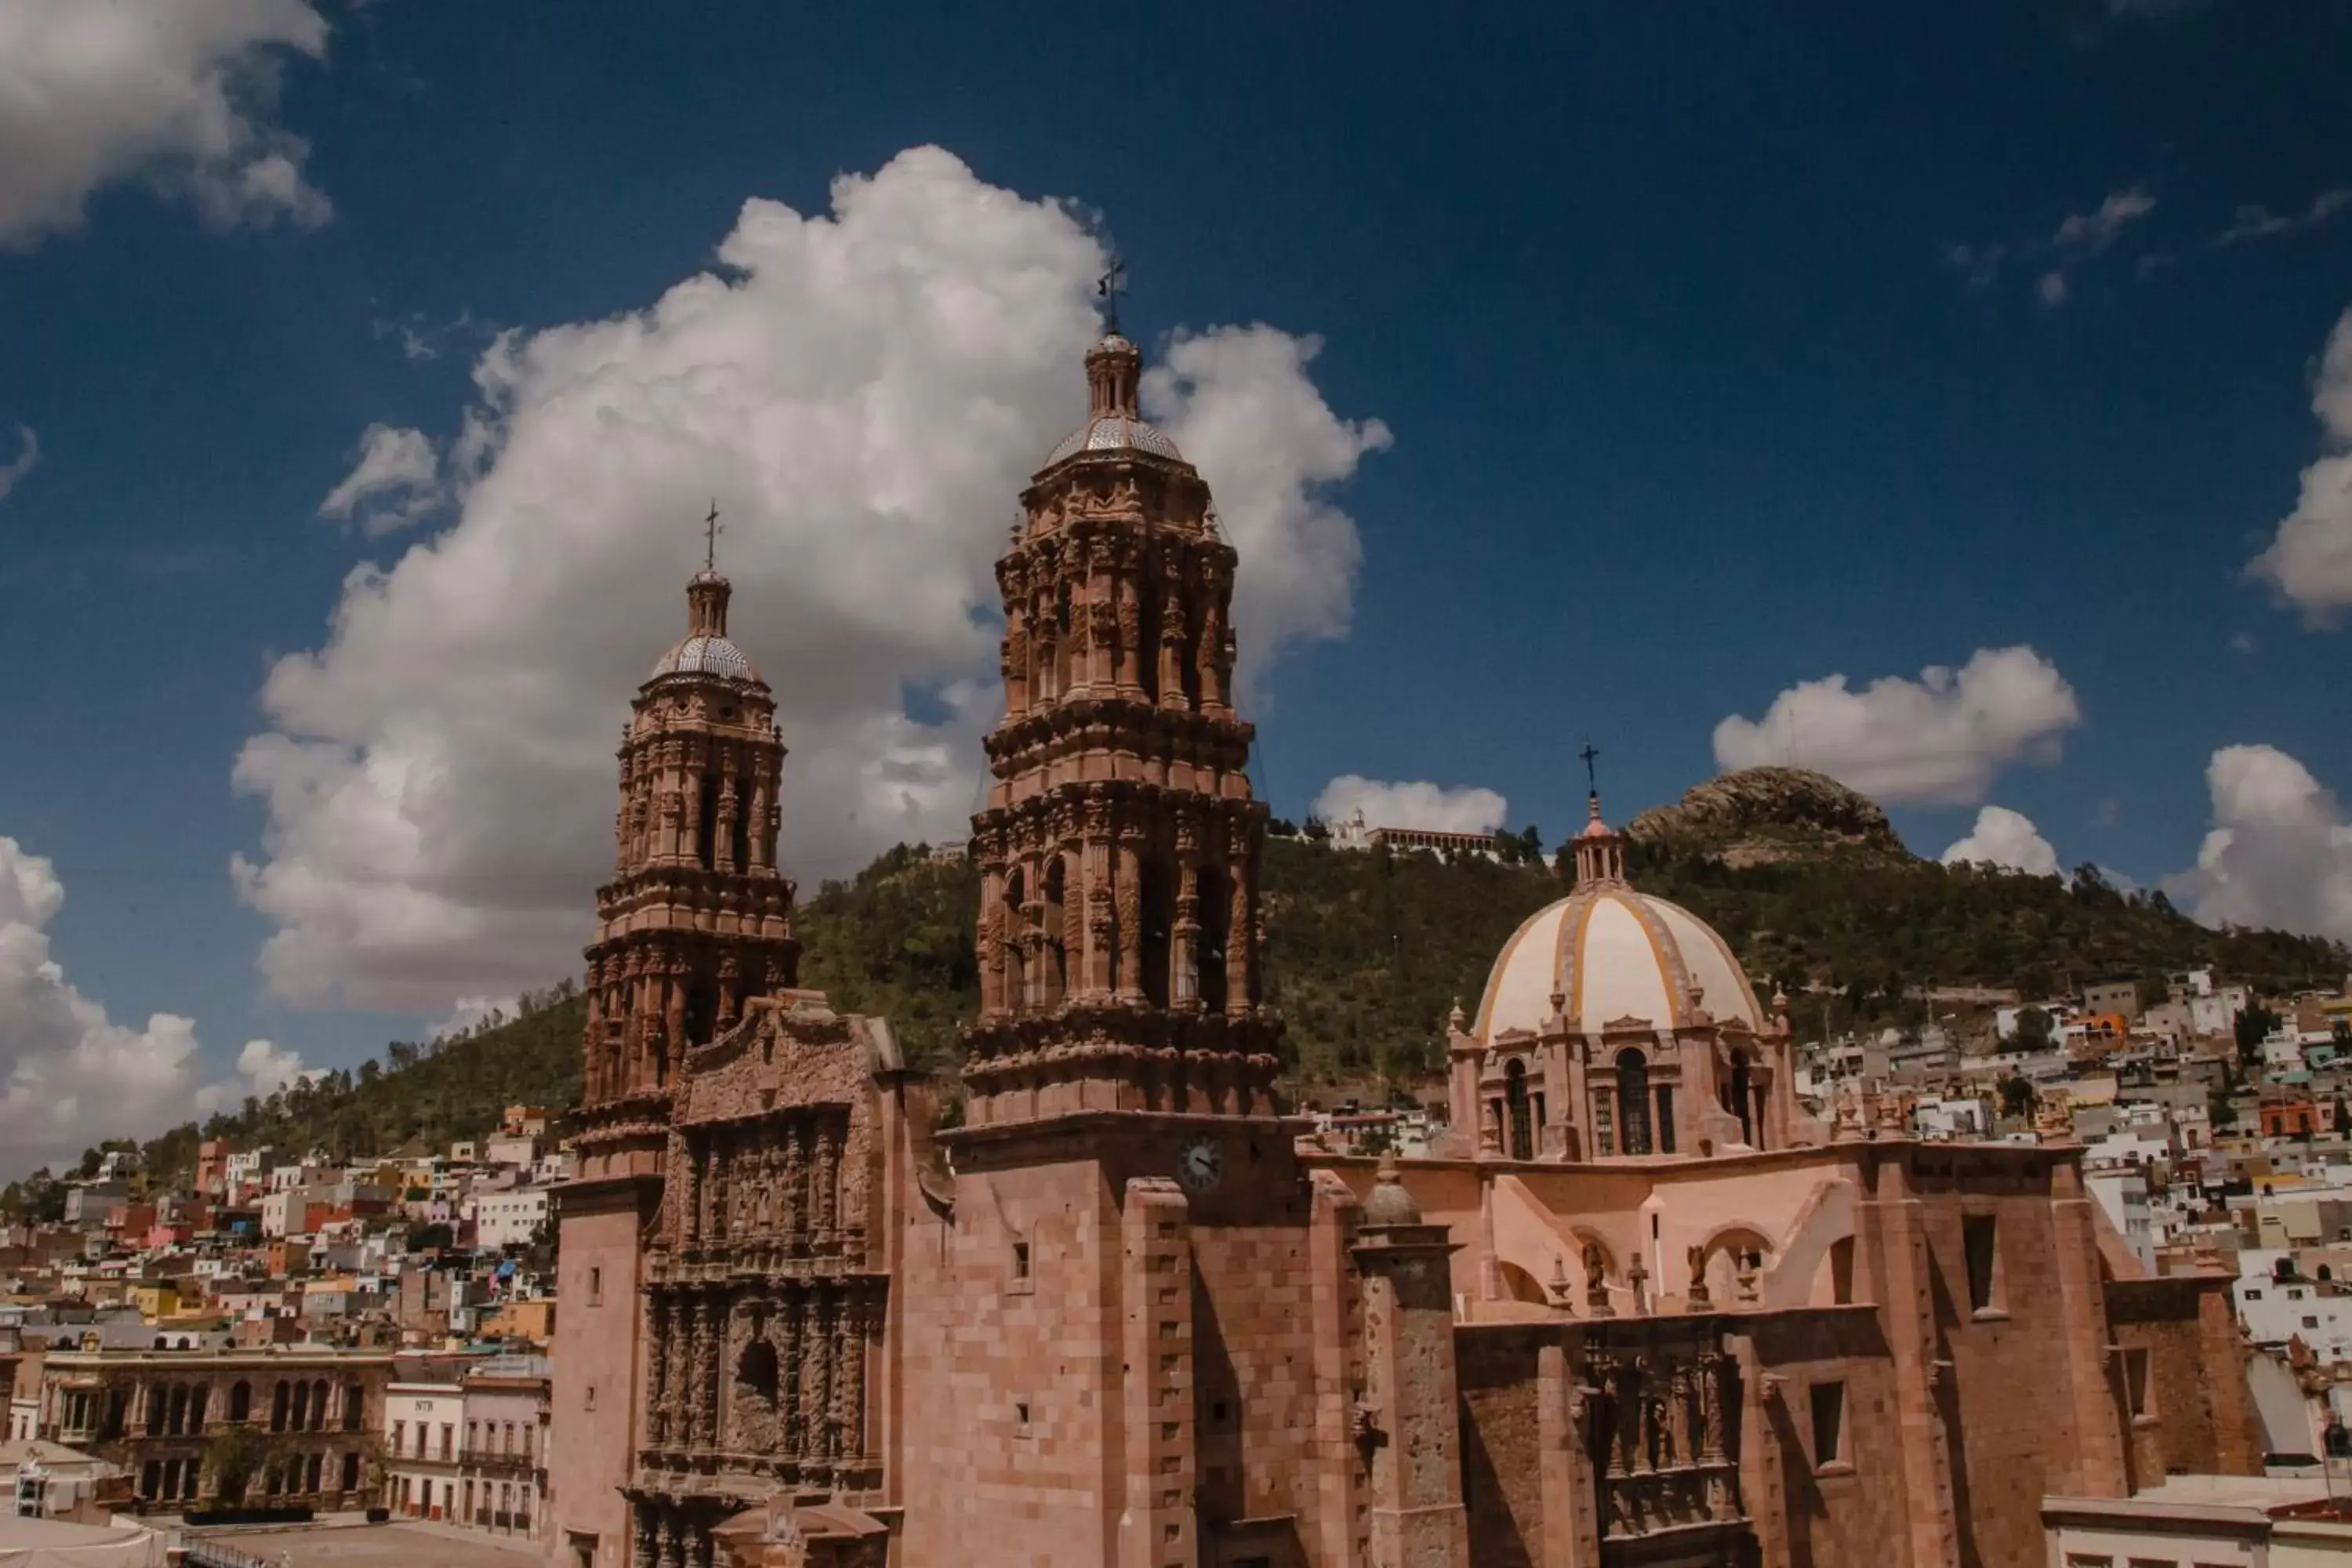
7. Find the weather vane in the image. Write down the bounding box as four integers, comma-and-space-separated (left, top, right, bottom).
1097, 256, 1127, 334
702, 499, 722, 572
1580, 737, 1602, 797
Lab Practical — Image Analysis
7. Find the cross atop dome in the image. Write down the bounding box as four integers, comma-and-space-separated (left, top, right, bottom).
1571, 738, 1628, 886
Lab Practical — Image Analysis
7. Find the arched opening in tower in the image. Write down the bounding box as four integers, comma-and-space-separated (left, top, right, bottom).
1054, 582, 1075, 699
1730, 1053, 1753, 1146
1196, 861, 1231, 1014
731, 771, 753, 873
1001, 867, 1028, 1010
1140, 854, 1174, 1009
696, 773, 720, 869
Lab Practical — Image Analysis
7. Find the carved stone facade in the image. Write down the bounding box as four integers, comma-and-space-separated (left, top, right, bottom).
961, 327, 1281, 1127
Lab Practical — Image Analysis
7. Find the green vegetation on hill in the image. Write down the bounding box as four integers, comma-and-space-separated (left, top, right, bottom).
18, 823, 2345, 1196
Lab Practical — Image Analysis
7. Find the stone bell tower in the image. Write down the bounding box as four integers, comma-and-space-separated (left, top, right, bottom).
960, 316, 1283, 1126
550, 554, 798, 1568
579, 560, 800, 1137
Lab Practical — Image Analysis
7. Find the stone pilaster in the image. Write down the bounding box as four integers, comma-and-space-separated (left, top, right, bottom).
2049, 1163, 2131, 1497
1120, 1180, 1196, 1568
1354, 1214, 1470, 1568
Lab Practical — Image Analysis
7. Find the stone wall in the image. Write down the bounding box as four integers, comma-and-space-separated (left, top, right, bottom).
2107, 1274, 2262, 1486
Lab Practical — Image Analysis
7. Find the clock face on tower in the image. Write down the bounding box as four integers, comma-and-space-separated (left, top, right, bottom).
1177, 1137, 1223, 1193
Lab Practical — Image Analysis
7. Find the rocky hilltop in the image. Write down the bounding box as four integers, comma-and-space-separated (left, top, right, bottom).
1627, 767, 1915, 867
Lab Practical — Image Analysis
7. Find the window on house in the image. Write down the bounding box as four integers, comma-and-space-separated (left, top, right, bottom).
1809, 1381, 1846, 1468
2307, 1315, 2323, 1329
1963, 1214, 2000, 1314
1013, 1240, 1031, 1280
1014, 1400, 1033, 1436
584, 1385, 597, 1412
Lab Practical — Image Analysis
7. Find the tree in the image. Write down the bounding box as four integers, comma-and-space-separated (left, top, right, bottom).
2237, 1003, 2284, 1067
2014, 1006, 2054, 1050
1998, 1076, 2036, 1120
204, 1423, 274, 1506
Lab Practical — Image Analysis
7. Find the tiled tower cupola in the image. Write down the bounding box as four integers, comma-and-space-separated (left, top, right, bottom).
960, 325, 1283, 1126
577, 564, 800, 1139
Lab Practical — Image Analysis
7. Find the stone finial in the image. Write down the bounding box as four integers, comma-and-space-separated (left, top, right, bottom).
1735, 1247, 1762, 1305
1361, 1150, 1421, 1227
1448, 996, 1468, 1033
1548, 1251, 1573, 1308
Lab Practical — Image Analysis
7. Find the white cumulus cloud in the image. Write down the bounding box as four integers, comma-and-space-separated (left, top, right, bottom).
0, 426, 40, 504
232, 147, 1390, 1012
0, 837, 256, 1177
192, 1038, 316, 1114
1940, 805, 2061, 877
0, 0, 331, 247
319, 423, 441, 533
2247, 307, 2352, 619
1712, 645, 2082, 807
1311, 775, 1509, 835
2169, 745, 2352, 943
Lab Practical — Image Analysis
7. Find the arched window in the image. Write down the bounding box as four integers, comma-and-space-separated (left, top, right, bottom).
1505, 1058, 1535, 1161
1041, 856, 1068, 1008
695, 772, 719, 869
1730, 1054, 1753, 1146
1140, 855, 1174, 1008
736, 1338, 780, 1408
146, 1384, 168, 1436
311, 1379, 328, 1432
731, 774, 753, 873
1003, 869, 1029, 1010
167, 1385, 188, 1436
1054, 582, 1074, 697
1617, 1049, 1653, 1156
1196, 862, 1231, 1013
189, 1385, 208, 1435
229, 1381, 251, 1423
270, 1380, 289, 1433
342, 1381, 361, 1432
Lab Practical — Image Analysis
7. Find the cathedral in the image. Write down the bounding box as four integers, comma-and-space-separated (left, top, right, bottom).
545, 308, 2259, 1568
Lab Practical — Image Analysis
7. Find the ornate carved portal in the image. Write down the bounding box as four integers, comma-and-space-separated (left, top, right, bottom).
1577, 1320, 1753, 1566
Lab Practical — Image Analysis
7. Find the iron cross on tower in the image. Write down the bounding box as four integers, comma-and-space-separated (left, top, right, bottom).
702, 499, 722, 571
1580, 739, 1602, 796
1097, 256, 1126, 333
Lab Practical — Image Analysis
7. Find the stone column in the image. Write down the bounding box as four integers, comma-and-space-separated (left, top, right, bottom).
646, 1295, 671, 1446
839, 1289, 867, 1468
783, 1290, 806, 1458
978, 858, 1007, 1016
807, 1294, 836, 1462
1353, 1167, 1471, 1568
1114, 829, 1143, 1004
699, 1296, 723, 1452
815, 1120, 839, 1243
1172, 820, 1201, 1010
1224, 822, 1254, 1017
1083, 800, 1114, 1000
632, 1506, 659, 1568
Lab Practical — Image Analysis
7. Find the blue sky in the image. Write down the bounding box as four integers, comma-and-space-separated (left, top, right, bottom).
3, 0, 2350, 1163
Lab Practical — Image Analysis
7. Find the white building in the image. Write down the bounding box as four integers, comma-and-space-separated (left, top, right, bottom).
2085, 1167, 2156, 1272
385, 1379, 464, 1522
471, 1188, 550, 1252
2236, 1250, 2352, 1363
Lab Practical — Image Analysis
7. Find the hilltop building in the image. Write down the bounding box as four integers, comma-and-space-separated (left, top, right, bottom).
545, 310, 2259, 1568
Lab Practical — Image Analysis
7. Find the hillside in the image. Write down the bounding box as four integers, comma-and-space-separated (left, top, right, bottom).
1628, 768, 1911, 867
34, 826, 2348, 1193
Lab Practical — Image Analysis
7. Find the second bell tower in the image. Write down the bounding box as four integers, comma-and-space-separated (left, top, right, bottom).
960, 322, 1283, 1127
